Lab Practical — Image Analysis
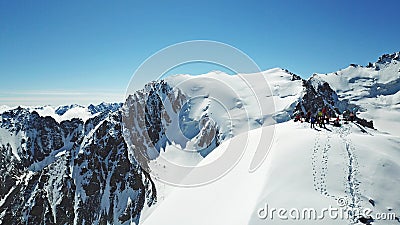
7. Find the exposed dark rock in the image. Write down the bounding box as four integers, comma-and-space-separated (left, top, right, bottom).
294, 79, 342, 116
368, 198, 375, 207
358, 215, 374, 224
283, 69, 302, 81
377, 52, 400, 64
356, 117, 374, 129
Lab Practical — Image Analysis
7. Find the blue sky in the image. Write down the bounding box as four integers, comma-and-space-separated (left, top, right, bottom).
1, 0, 399, 106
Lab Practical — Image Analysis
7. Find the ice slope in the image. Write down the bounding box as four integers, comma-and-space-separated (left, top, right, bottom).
142, 121, 400, 225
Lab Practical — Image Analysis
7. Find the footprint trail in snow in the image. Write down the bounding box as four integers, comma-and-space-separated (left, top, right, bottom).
311, 128, 334, 198
337, 124, 363, 223
311, 124, 363, 223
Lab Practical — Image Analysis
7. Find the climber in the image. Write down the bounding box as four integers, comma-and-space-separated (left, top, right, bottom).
322, 107, 327, 116
318, 112, 326, 128
310, 115, 316, 128
317, 111, 323, 118
317, 111, 322, 125
325, 112, 330, 124
333, 116, 341, 127
294, 114, 301, 122
349, 112, 355, 122
305, 111, 312, 123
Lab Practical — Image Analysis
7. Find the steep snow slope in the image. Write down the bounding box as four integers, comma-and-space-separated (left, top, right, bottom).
165, 68, 303, 134
142, 121, 400, 225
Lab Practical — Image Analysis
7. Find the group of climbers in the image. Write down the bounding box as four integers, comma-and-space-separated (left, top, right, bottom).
294, 106, 347, 129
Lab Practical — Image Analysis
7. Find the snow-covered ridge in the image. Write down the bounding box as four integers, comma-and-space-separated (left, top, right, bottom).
0, 102, 122, 123
166, 68, 304, 125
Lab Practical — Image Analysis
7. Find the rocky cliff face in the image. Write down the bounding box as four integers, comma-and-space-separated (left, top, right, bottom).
0, 106, 157, 225
122, 80, 221, 170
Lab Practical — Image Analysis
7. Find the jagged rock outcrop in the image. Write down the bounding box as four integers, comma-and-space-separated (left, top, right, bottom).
376, 52, 400, 64
294, 79, 355, 116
